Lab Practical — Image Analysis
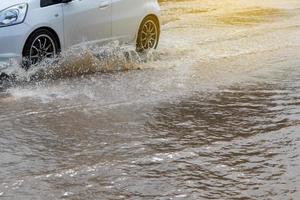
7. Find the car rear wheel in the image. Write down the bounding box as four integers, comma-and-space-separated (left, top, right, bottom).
23, 29, 60, 69
136, 16, 160, 53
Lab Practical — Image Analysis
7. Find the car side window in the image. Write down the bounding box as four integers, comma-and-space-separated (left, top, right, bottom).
41, 0, 62, 7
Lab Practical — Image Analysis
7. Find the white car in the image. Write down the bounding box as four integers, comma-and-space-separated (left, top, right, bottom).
0, 0, 160, 67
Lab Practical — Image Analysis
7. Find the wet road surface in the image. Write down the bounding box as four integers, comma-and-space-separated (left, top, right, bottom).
1, 0, 300, 199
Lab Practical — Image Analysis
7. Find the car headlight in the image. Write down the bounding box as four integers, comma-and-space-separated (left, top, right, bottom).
0, 3, 28, 28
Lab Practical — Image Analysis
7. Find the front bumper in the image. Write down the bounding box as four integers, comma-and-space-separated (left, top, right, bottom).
0, 23, 31, 66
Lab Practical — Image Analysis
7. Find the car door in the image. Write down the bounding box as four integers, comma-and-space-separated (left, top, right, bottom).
62, 0, 112, 48
111, 0, 143, 43
38, 0, 64, 43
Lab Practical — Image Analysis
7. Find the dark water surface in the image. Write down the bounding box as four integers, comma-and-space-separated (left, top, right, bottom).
1, 0, 300, 199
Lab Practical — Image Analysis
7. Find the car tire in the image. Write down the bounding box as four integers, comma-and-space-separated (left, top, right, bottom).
136, 15, 160, 53
22, 29, 60, 69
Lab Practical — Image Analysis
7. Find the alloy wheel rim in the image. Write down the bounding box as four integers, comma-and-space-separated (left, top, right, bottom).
29, 34, 56, 65
140, 20, 158, 50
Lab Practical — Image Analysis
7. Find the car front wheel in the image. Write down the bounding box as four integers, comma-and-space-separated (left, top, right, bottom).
23, 29, 60, 69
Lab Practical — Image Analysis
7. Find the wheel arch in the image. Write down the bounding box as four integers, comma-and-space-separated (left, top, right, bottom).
144, 14, 160, 26
139, 14, 160, 31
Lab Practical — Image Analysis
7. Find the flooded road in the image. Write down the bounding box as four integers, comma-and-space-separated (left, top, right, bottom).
1, 0, 300, 199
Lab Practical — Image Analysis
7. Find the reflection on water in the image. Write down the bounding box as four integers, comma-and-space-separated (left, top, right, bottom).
1, 0, 300, 199
219, 7, 288, 25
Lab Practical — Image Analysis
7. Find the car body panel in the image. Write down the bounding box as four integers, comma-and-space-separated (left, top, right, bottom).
0, 0, 160, 66
0, 23, 30, 63
112, 0, 160, 44
112, 0, 143, 43
62, 0, 112, 48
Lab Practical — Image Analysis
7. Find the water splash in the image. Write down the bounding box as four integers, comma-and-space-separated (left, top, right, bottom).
0, 41, 157, 85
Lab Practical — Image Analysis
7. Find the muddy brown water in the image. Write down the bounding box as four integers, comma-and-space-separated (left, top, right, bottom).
1, 0, 300, 199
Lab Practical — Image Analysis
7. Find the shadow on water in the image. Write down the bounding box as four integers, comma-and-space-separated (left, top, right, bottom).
136, 82, 299, 199
145, 83, 297, 150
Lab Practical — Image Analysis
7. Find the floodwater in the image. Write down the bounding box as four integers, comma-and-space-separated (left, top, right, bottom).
1, 0, 300, 199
